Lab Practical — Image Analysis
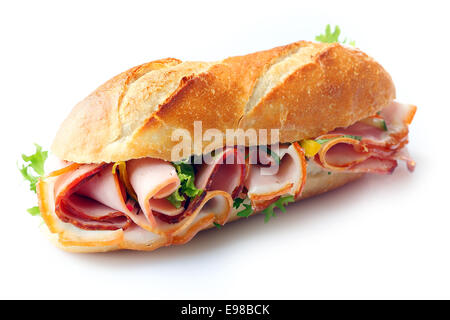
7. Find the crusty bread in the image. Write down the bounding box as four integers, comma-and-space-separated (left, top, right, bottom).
41, 170, 363, 253
52, 41, 395, 163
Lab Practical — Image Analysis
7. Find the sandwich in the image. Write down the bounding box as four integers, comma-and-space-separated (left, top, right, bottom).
23, 30, 416, 252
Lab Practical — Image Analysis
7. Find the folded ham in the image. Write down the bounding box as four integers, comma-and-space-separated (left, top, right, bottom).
245, 142, 307, 211
126, 158, 183, 231
39, 101, 416, 250
47, 158, 233, 241
314, 102, 416, 174
53, 164, 134, 231
195, 147, 247, 199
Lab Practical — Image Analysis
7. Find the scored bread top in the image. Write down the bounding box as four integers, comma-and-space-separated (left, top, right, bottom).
52, 41, 395, 163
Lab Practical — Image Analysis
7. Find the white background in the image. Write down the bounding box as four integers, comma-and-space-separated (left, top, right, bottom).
1, 0, 449, 299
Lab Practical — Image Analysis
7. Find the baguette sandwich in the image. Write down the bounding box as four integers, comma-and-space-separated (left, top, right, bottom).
34, 39, 416, 252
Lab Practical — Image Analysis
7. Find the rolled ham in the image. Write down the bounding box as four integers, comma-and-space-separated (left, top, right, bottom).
48, 157, 233, 237
40, 101, 416, 249
53, 164, 134, 231
314, 102, 417, 173
245, 142, 307, 210
195, 147, 247, 199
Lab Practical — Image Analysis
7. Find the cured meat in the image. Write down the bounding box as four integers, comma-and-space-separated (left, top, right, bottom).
195, 147, 247, 199
332, 101, 416, 148
38, 101, 416, 249
125, 157, 234, 235
53, 164, 134, 231
245, 142, 307, 210
38, 172, 232, 251
58, 195, 131, 230
126, 158, 183, 231
314, 102, 416, 173
171, 190, 233, 245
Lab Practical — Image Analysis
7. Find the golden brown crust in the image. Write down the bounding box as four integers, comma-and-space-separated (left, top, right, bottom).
41, 170, 363, 253
52, 41, 395, 163
240, 44, 395, 143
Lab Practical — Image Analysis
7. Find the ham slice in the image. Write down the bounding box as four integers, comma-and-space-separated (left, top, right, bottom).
125, 157, 234, 235
58, 195, 131, 230
332, 101, 416, 149
245, 142, 307, 210
46, 156, 234, 237
195, 147, 247, 199
126, 158, 185, 233
41, 161, 233, 248
76, 164, 129, 214
314, 102, 416, 173
39, 173, 120, 243
171, 190, 233, 245
53, 164, 134, 231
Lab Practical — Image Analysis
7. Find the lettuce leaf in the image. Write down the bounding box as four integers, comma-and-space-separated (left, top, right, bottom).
233, 197, 245, 209
166, 162, 203, 208
166, 188, 185, 209
18, 144, 48, 215
236, 204, 253, 218
315, 24, 355, 46
262, 195, 295, 223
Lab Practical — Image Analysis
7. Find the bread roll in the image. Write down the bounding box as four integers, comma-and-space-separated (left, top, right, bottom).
51, 41, 395, 164
38, 39, 407, 253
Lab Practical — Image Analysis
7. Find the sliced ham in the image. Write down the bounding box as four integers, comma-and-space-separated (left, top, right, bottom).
314, 102, 416, 174
171, 190, 233, 245
40, 166, 232, 251
349, 157, 398, 174
53, 164, 134, 231
195, 147, 247, 199
313, 135, 405, 174
245, 142, 307, 210
46, 156, 235, 237
332, 101, 416, 148
125, 157, 234, 235
76, 164, 129, 213
127, 158, 181, 221
41, 100, 416, 249
39, 174, 154, 250
58, 195, 131, 230
126, 158, 184, 233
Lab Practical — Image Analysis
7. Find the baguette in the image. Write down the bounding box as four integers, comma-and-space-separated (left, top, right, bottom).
35, 39, 415, 253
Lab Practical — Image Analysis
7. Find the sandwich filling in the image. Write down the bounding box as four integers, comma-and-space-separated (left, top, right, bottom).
39, 101, 416, 242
